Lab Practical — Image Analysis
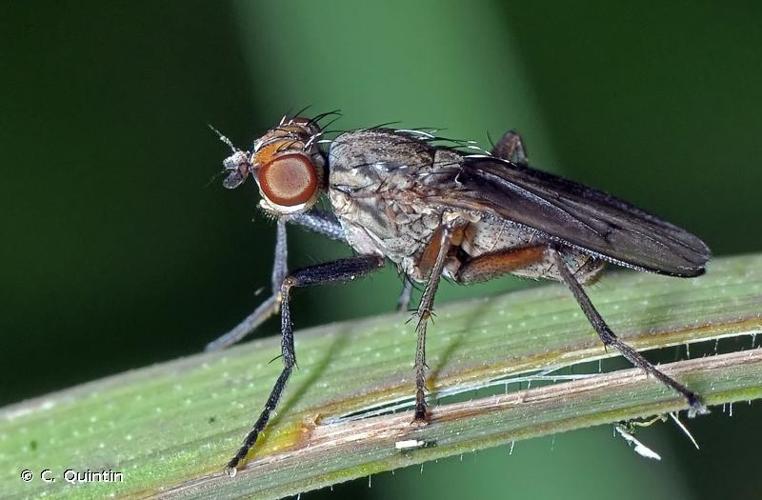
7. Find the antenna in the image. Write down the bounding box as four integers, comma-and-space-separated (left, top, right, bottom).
207, 124, 238, 153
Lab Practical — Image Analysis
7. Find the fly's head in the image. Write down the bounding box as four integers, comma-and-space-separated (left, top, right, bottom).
214, 117, 326, 216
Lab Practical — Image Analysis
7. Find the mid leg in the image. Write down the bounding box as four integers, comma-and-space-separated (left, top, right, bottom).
413, 222, 462, 421
225, 254, 385, 472
549, 247, 706, 415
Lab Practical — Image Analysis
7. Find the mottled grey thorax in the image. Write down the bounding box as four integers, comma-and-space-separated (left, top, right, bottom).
327, 129, 451, 279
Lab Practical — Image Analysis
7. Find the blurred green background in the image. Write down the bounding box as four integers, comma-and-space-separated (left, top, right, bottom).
2, 1, 762, 499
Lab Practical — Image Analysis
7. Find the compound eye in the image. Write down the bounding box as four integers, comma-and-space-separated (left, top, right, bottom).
258, 153, 319, 207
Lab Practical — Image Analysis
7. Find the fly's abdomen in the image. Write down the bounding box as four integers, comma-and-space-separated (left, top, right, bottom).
454, 216, 605, 284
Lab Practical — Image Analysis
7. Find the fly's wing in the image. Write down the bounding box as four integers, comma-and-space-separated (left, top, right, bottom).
426, 158, 710, 277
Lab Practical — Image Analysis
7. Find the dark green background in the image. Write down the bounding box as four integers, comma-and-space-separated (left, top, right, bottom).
2, 1, 761, 499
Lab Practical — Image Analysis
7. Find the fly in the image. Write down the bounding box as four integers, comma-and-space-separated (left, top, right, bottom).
208, 113, 711, 475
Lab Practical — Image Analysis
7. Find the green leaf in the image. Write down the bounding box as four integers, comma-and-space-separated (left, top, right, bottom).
2, 254, 761, 499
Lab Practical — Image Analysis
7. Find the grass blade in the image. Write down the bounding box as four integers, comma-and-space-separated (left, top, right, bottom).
2, 254, 761, 499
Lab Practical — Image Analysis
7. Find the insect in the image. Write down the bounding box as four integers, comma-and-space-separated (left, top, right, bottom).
209, 113, 711, 474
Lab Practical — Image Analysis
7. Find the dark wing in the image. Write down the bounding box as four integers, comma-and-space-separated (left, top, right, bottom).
425, 157, 710, 277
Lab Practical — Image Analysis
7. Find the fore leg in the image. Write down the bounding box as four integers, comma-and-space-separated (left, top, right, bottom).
206, 218, 289, 351
207, 210, 346, 351
289, 209, 346, 242
491, 130, 528, 165
226, 254, 385, 473
549, 246, 706, 415
413, 222, 463, 421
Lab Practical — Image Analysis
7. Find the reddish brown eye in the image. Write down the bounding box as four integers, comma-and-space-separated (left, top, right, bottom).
258, 153, 318, 207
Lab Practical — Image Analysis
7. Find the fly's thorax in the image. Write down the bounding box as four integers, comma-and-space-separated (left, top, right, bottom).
329, 183, 445, 268
329, 129, 435, 175
328, 129, 435, 261
328, 129, 443, 196
327, 128, 488, 280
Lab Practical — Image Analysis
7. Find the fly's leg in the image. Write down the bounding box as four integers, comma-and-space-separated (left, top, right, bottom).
455, 246, 545, 282
288, 209, 406, 311
226, 254, 385, 473
413, 223, 460, 422
206, 211, 346, 351
206, 218, 289, 351
397, 276, 414, 312
491, 130, 528, 165
549, 246, 707, 416
206, 296, 280, 352
290, 209, 346, 242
